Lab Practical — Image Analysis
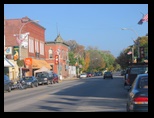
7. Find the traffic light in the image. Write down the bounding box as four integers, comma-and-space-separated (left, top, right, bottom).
55, 55, 59, 65
140, 47, 144, 58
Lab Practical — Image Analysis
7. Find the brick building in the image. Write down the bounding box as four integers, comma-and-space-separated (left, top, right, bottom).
45, 34, 70, 79
5, 16, 51, 78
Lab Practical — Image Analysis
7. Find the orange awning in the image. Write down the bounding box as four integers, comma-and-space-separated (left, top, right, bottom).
32, 59, 51, 70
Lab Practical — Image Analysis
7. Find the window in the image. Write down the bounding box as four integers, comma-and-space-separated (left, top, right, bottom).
139, 77, 148, 89
40, 42, 44, 55
29, 38, 34, 53
49, 49, 53, 59
130, 67, 148, 74
35, 40, 39, 52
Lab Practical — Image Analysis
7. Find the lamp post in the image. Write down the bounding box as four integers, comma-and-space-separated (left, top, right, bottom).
15, 19, 39, 79
57, 49, 64, 80
121, 28, 140, 61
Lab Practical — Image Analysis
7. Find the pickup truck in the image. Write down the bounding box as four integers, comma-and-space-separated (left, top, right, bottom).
126, 63, 148, 86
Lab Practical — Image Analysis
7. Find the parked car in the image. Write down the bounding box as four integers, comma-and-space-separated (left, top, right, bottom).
51, 73, 59, 84
103, 71, 113, 79
80, 73, 87, 78
36, 71, 54, 85
126, 73, 148, 112
4, 75, 12, 92
87, 72, 92, 77
22, 76, 38, 88
121, 70, 126, 76
127, 63, 148, 86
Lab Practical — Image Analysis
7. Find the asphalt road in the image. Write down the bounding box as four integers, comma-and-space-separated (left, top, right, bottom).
4, 73, 128, 112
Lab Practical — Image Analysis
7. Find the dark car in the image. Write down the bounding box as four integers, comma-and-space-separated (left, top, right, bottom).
22, 76, 38, 88
4, 75, 12, 92
127, 63, 148, 86
103, 71, 113, 79
51, 73, 59, 84
121, 70, 126, 76
36, 71, 53, 85
126, 73, 148, 112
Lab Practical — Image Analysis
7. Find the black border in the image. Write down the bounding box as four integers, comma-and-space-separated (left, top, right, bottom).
3, 2, 150, 113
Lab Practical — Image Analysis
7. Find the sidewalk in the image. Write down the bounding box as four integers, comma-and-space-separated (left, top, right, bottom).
62, 76, 79, 81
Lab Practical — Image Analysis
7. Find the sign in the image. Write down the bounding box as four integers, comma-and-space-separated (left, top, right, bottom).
55, 55, 59, 65
13, 46, 19, 61
24, 58, 32, 66
4, 47, 12, 55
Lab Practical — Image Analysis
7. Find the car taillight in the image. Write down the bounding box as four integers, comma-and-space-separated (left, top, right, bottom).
133, 96, 148, 104
127, 78, 130, 84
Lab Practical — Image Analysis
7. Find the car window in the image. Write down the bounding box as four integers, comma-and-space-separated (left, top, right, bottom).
139, 77, 148, 89
105, 72, 111, 74
130, 67, 148, 74
41, 73, 48, 78
49, 73, 53, 77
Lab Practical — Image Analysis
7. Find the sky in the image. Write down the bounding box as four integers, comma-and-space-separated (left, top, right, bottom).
4, 4, 148, 58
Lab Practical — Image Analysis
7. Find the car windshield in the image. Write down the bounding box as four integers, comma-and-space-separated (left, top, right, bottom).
41, 73, 48, 78
105, 72, 111, 74
130, 67, 148, 74
23, 77, 33, 81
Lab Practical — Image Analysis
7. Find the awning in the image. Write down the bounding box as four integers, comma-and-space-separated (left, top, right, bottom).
32, 59, 51, 70
4, 57, 14, 67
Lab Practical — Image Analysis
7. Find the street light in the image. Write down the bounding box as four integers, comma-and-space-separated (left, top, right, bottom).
15, 19, 39, 79
121, 28, 140, 60
57, 49, 64, 80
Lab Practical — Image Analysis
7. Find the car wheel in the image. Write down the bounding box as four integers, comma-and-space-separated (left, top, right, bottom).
126, 104, 130, 112
47, 81, 49, 85
8, 86, 11, 92
31, 83, 34, 88
36, 83, 38, 87
103, 77, 105, 79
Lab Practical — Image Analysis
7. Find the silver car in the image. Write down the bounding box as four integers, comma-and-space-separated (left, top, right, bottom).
80, 73, 87, 78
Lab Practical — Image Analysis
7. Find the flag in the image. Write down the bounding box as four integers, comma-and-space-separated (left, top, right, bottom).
138, 13, 148, 25
127, 51, 132, 55
16, 37, 24, 45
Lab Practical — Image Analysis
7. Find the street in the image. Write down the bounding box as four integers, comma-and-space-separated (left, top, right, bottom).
4, 73, 128, 112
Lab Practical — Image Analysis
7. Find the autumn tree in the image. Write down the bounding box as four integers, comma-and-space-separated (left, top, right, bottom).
82, 51, 90, 72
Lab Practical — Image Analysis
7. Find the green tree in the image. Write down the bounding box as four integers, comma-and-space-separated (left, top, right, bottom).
68, 52, 76, 66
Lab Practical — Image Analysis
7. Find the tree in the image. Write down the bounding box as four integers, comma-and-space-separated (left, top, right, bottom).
68, 52, 76, 66
82, 51, 90, 71
116, 51, 129, 69
88, 49, 105, 72
17, 59, 24, 67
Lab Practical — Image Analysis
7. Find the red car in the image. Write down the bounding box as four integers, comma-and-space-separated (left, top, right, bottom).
87, 72, 92, 77
51, 73, 59, 84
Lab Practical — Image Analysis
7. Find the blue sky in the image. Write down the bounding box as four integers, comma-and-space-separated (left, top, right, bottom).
4, 4, 148, 58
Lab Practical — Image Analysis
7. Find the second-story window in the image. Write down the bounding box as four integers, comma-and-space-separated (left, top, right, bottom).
49, 49, 53, 59
29, 37, 34, 53
40, 41, 44, 55
35, 40, 39, 53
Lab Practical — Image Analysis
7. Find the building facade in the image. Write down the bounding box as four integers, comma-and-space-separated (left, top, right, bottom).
45, 34, 70, 79
5, 16, 51, 79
